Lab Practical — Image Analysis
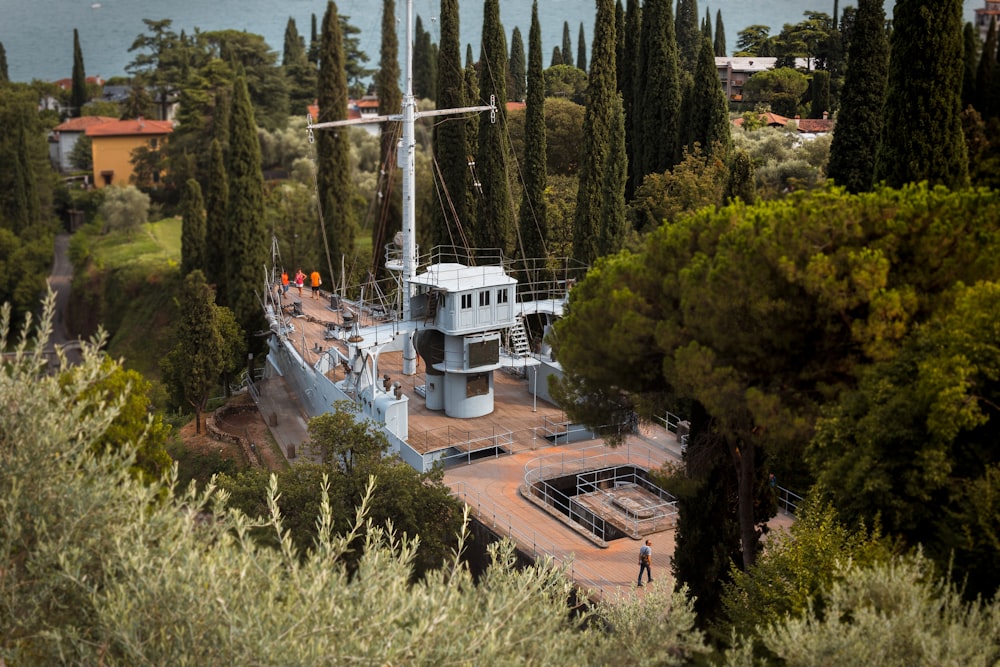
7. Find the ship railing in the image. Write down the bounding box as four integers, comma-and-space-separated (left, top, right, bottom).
653, 410, 690, 452
446, 480, 616, 598
523, 441, 664, 485
436, 430, 516, 467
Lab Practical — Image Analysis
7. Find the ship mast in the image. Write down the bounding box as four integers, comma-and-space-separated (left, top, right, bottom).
400, 0, 418, 321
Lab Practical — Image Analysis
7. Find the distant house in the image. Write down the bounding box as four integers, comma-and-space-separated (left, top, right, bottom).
307, 97, 382, 136
85, 117, 173, 188
976, 0, 1000, 42
49, 115, 118, 173
733, 111, 834, 136
715, 57, 815, 102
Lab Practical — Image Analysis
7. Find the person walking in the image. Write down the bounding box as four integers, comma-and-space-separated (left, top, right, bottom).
281, 270, 290, 295
637, 539, 652, 587
294, 269, 306, 297
310, 269, 322, 299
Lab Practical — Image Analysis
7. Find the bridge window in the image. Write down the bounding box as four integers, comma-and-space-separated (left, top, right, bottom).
461, 294, 472, 309
479, 290, 490, 307
497, 288, 509, 304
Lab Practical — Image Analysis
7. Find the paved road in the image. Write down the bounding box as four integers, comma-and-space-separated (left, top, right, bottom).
45, 233, 83, 366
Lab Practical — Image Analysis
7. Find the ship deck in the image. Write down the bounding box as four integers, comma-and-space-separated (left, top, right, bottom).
260, 287, 794, 603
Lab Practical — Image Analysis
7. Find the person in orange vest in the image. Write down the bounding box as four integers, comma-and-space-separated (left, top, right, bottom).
281, 270, 289, 295
310, 269, 322, 299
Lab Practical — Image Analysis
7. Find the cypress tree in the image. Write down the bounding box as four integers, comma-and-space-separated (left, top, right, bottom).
203, 139, 229, 300
675, 0, 701, 71
714, 9, 727, 57
317, 1, 358, 280
475, 0, 513, 252
635, 0, 682, 180
562, 22, 573, 67
976, 18, 997, 114
464, 44, 481, 232
615, 0, 626, 94
283, 17, 318, 117
875, 0, 967, 189
2, 99, 40, 234
509, 26, 526, 102
623, 0, 641, 199
687, 35, 730, 156
414, 16, 436, 100
308, 13, 319, 64
0, 42, 8, 83
724, 147, 756, 204
574, 0, 624, 264
702, 8, 712, 42
181, 178, 207, 277
551, 47, 563, 67
373, 0, 402, 275
828, 0, 888, 193
962, 21, 980, 110
432, 0, 468, 249
577, 23, 588, 72
810, 69, 830, 118
224, 73, 268, 345
71, 29, 87, 118
519, 1, 548, 269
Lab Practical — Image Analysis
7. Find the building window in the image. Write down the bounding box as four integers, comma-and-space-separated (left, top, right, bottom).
479, 290, 490, 307
497, 288, 509, 304
461, 294, 472, 309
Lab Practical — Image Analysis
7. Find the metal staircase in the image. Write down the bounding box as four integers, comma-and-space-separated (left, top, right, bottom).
508, 315, 531, 357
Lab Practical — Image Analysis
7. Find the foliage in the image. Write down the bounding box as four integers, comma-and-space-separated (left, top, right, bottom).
714, 10, 727, 57
543, 64, 588, 105
203, 138, 229, 302
413, 15, 436, 101
732, 126, 831, 198
742, 67, 809, 116
621, 0, 640, 201
509, 26, 527, 102
200, 30, 289, 131
874, 0, 968, 189
675, 0, 701, 71
577, 22, 588, 72
628, 144, 726, 231
71, 29, 87, 118
160, 270, 245, 432
257, 116, 313, 171
727, 555, 1000, 666
735, 25, 773, 57
721, 499, 894, 642
99, 185, 150, 238
69, 134, 94, 172
685, 35, 731, 157
0, 299, 710, 664
809, 280, 1000, 598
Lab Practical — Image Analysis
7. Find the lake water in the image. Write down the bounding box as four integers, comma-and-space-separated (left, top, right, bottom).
0, 0, 982, 84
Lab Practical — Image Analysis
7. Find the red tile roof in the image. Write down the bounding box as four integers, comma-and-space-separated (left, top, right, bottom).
53, 116, 118, 132
53, 75, 105, 90
85, 118, 173, 137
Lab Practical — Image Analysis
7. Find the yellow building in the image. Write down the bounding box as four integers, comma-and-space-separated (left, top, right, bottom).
86, 118, 173, 188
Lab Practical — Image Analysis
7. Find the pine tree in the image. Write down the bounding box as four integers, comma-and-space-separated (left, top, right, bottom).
635, 0, 682, 181
224, 73, 268, 346
203, 138, 229, 300
181, 178, 207, 277
562, 21, 573, 67
316, 1, 358, 284
475, 0, 513, 252
623, 0, 641, 199
714, 9, 727, 57
71, 29, 87, 118
509, 27, 526, 102
875, 0, 967, 189
575, 0, 624, 264
551, 47, 563, 67
432, 0, 468, 249
810, 69, 831, 118
675, 0, 701, 71
976, 18, 997, 115
414, 16, 436, 100
373, 0, 402, 276
519, 0, 548, 270
828, 0, 888, 193
0, 42, 8, 83
686, 35, 730, 156
577, 23, 588, 72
